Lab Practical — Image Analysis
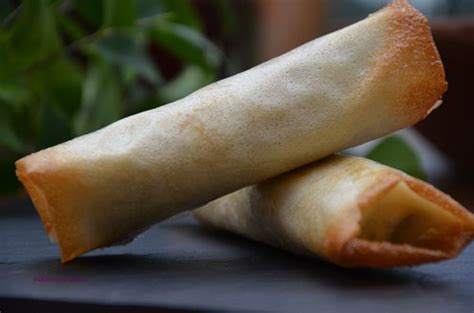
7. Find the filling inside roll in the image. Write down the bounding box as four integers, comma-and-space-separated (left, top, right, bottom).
359, 182, 463, 253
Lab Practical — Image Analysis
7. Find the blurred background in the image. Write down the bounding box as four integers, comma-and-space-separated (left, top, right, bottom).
0, 0, 473, 202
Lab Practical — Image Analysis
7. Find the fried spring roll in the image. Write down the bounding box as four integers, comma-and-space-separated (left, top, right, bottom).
194, 155, 474, 267
16, 0, 446, 262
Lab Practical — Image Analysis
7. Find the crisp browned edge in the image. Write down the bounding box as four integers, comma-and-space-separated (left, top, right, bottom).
15, 155, 88, 263
371, 0, 448, 124
318, 0, 458, 269
15, 158, 54, 239
323, 170, 474, 268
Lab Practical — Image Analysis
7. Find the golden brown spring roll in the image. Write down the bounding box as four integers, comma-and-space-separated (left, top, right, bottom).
194, 155, 474, 268
16, 0, 446, 262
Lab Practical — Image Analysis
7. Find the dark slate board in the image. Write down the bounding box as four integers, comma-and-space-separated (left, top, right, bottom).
0, 199, 473, 313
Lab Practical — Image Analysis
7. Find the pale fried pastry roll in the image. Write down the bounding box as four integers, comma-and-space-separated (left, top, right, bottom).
194, 155, 474, 267
16, 0, 446, 262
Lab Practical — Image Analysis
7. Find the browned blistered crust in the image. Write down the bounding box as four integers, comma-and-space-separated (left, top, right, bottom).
324, 172, 474, 268
321, 172, 397, 264
16, 154, 89, 263
16, 153, 167, 263
15, 159, 54, 236
371, 0, 447, 125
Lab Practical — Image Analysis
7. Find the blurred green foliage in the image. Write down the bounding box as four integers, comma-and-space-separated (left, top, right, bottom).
366, 136, 426, 180
0, 0, 222, 195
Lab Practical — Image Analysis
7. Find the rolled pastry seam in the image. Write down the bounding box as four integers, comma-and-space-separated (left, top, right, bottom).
194, 155, 474, 268
16, 0, 446, 262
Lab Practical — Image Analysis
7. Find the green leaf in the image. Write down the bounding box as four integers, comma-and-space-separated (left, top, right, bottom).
0, 79, 29, 106
38, 104, 73, 149
162, 0, 202, 30
26, 58, 84, 117
136, 0, 166, 19
72, 0, 104, 28
366, 136, 426, 180
0, 106, 25, 153
103, 0, 136, 28
54, 10, 86, 41
148, 23, 221, 70
75, 61, 122, 135
159, 65, 214, 104
0, 1, 15, 25
8, 0, 61, 70
0, 30, 17, 79
88, 31, 160, 84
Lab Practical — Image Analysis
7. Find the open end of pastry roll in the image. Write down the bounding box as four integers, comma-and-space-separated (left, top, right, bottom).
360, 182, 462, 249
195, 156, 474, 268
339, 181, 474, 267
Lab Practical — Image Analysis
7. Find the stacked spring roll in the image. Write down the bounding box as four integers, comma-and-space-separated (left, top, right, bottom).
194, 155, 474, 267
16, 0, 474, 266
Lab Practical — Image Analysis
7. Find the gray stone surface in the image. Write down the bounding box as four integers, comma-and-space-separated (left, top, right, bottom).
0, 199, 473, 312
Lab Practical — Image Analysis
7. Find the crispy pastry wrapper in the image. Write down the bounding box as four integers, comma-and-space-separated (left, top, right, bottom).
194, 155, 474, 268
16, 0, 446, 262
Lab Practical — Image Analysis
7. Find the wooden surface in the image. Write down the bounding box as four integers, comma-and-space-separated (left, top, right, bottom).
0, 199, 473, 312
